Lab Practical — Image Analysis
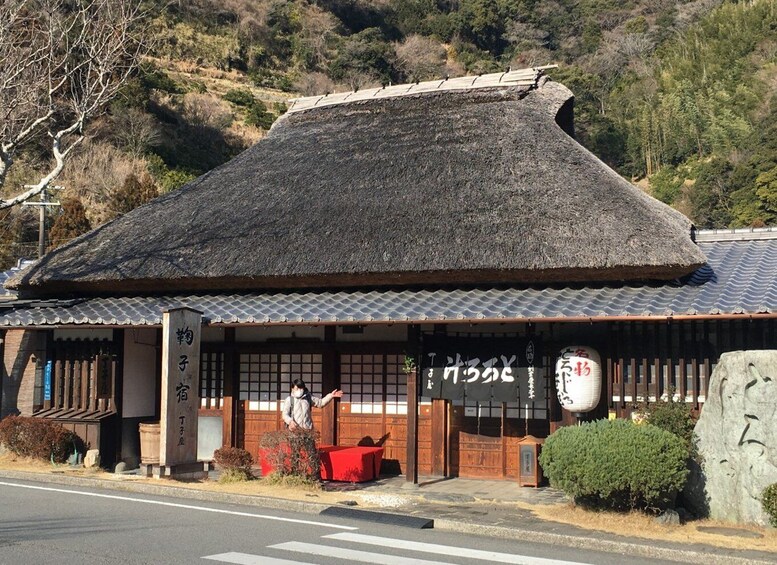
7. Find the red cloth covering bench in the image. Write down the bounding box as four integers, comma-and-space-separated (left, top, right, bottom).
318, 445, 383, 483
258, 445, 383, 482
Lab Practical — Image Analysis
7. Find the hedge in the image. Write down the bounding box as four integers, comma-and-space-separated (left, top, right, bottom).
538, 419, 689, 511
0, 416, 80, 463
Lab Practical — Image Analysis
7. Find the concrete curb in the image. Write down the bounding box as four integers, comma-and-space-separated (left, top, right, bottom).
432, 519, 775, 565
1, 470, 774, 565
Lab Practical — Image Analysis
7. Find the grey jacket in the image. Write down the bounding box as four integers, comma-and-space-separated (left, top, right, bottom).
281, 392, 334, 430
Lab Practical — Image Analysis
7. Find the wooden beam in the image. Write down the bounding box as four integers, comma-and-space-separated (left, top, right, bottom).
222, 328, 236, 447
113, 329, 125, 466
431, 399, 446, 476
430, 323, 447, 476
406, 367, 418, 483
406, 325, 420, 484
321, 326, 337, 446
0, 330, 4, 416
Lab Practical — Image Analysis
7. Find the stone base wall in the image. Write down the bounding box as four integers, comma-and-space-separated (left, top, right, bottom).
1, 330, 44, 418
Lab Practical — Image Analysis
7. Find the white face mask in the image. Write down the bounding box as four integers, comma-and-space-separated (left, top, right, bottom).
292, 389, 304, 399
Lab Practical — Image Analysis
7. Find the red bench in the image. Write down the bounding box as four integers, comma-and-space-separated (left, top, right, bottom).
258, 445, 383, 482
318, 445, 383, 483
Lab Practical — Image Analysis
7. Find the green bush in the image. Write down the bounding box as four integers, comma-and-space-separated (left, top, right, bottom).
762, 483, 777, 527
259, 429, 320, 480
244, 100, 276, 130
0, 416, 80, 463
643, 395, 697, 459
539, 419, 689, 511
223, 88, 256, 107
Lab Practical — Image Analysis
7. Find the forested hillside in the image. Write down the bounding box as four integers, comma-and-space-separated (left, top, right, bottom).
1, 0, 776, 268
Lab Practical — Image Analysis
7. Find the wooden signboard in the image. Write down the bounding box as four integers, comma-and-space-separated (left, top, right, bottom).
160, 307, 202, 467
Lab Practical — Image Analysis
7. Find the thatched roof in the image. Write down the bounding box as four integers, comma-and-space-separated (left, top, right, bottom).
12, 68, 705, 297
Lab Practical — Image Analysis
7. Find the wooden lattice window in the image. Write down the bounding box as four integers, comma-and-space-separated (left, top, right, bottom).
340, 354, 406, 415
200, 352, 224, 409
238, 353, 323, 411
45, 339, 118, 413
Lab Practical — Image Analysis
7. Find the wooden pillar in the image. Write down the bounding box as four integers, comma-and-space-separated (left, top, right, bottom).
430, 324, 447, 476
42, 332, 53, 411
430, 399, 446, 475
222, 328, 236, 447
154, 328, 163, 420
0, 329, 4, 417
154, 307, 206, 479
321, 326, 337, 446
113, 329, 125, 466
406, 324, 420, 484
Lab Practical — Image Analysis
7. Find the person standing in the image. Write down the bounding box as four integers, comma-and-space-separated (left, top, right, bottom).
282, 378, 343, 431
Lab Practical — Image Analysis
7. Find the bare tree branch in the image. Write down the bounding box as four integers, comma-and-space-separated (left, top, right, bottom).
0, 0, 150, 210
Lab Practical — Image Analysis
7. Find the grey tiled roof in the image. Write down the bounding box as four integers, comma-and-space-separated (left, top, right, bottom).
0, 238, 775, 327
0, 260, 35, 301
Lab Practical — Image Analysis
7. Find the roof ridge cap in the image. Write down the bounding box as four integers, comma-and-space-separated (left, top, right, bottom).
286, 65, 557, 114
695, 227, 777, 242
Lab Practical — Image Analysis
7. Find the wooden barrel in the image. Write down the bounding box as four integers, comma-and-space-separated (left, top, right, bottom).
138, 422, 160, 464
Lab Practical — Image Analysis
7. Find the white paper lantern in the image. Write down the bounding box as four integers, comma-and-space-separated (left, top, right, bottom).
554, 346, 602, 413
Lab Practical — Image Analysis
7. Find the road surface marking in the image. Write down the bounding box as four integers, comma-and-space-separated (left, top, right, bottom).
268, 541, 455, 565
0, 481, 357, 530
324, 532, 593, 565
203, 552, 315, 565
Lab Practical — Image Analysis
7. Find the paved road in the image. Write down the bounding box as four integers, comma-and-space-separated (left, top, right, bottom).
0, 479, 683, 565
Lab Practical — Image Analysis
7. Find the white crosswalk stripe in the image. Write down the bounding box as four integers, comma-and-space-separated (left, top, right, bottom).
203, 532, 597, 565
324, 532, 591, 565
202, 552, 315, 565
268, 541, 456, 565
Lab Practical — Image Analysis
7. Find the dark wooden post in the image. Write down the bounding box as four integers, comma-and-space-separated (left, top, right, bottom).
430, 324, 447, 476
0, 329, 5, 418
406, 366, 418, 484
321, 326, 337, 446
42, 332, 53, 411
222, 328, 237, 447
406, 324, 420, 484
113, 329, 125, 466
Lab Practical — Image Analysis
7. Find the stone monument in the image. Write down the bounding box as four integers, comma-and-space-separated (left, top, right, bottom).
686, 351, 777, 525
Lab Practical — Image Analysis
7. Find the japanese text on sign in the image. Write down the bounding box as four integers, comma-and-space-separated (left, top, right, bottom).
421, 336, 541, 402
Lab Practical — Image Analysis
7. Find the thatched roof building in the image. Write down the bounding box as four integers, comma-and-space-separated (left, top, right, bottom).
11, 68, 705, 297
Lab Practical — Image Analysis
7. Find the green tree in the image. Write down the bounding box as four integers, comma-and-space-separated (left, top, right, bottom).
755, 167, 777, 219
689, 158, 734, 228
245, 100, 276, 130
456, 0, 514, 54
329, 28, 399, 85
649, 167, 683, 205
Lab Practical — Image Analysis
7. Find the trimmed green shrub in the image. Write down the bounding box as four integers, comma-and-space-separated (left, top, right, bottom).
0, 416, 80, 463
259, 429, 320, 480
762, 483, 777, 527
539, 419, 689, 511
213, 446, 254, 482
643, 395, 698, 459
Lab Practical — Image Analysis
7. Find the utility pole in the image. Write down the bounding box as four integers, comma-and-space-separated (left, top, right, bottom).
21, 185, 63, 259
